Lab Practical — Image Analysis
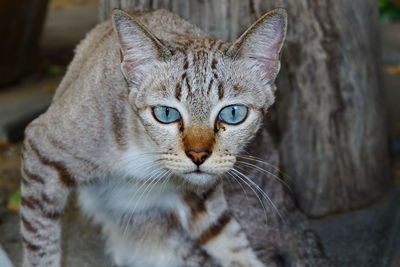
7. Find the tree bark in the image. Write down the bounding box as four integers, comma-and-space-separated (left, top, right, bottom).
98, 0, 390, 217
265, 0, 391, 217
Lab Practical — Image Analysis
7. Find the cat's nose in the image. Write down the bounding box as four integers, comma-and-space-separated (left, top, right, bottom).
185, 149, 211, 166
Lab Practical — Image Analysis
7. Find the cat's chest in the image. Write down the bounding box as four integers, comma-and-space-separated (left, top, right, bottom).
79, 179, 191, 229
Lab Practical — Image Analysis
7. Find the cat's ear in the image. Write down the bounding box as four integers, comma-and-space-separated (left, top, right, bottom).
227, 8, 287, 86
112, 9, 171, 86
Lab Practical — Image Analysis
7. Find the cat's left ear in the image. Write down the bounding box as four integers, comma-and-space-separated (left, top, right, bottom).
112, 9, 172, 86
227, 8, 287, 86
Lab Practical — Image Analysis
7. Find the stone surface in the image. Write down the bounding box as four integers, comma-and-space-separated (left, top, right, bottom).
0, 77, 57, 143
311, 188, 400, 267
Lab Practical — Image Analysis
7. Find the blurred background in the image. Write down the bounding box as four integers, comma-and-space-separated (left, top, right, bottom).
0, 0, 399, 266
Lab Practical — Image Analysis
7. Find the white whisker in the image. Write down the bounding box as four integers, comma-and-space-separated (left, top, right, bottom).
231, 168, 285, 224
235, 160, 292, 192
229, 169, 269, 222
236, 154, 292, 181
225, 171, 249, 202
122, 169, 167, 235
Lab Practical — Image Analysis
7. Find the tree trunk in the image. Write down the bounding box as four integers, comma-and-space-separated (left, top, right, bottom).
98, 0, 390, 217
265, 0, 391, 217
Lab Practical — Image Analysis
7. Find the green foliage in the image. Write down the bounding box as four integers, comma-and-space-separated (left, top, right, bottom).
7, 189, 21, 212
380, 0, 400, 22
48, 64, 66, 75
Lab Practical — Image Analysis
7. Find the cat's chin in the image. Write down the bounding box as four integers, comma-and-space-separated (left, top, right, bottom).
182, 172, 218, 187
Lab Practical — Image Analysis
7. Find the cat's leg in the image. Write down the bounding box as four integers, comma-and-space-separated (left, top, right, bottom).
20, 139, 73, 267
198, 216, 264, 267
101, 212, 221, 267
186, 184, 265, 267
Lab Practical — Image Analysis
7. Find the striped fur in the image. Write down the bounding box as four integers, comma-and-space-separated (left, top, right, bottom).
21, 8, 287, 267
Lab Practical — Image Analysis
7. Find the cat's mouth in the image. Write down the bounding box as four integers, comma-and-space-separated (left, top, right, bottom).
186, 168, 205, 174
182, 170, 217, 186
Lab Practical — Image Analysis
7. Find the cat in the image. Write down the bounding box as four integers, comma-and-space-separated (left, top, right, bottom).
20, 8, 288, 267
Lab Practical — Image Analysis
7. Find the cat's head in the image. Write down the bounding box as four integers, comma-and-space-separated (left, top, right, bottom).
112, 9, 287, 187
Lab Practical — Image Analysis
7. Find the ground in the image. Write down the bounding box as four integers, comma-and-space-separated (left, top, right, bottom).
0, 1, 400, 266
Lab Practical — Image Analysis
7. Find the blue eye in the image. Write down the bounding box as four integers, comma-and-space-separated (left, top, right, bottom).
153, 106, 181, 123
218, 105, 248, 125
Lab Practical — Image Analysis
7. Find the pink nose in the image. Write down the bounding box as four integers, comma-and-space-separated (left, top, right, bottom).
185, 149, 211, 166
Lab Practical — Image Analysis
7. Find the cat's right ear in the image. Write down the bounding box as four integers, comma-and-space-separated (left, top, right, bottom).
227, 8, 287, 87
112, 9, 171, 86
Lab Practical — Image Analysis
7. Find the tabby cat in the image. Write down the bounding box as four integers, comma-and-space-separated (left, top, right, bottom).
20, 8, 287, 267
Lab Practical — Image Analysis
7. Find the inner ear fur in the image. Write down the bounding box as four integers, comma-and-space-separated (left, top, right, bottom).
227, 8, 288, 84
112, 9, 172, 85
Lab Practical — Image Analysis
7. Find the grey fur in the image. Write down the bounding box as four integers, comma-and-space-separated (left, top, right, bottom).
17, 8, 324, 267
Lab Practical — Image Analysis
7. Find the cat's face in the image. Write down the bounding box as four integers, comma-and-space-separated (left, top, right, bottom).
113, 9, 287, 187
133, 50, 268, 185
